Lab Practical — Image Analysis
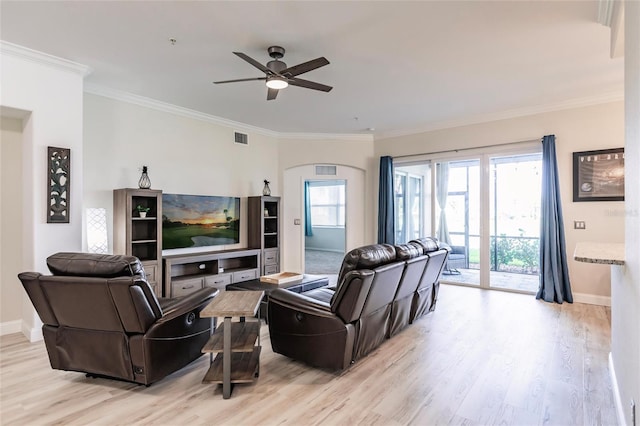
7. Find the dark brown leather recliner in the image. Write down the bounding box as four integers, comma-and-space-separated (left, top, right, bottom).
387, 242, 428, 337
268, 244, 405, 371
268, 239, 448, 371
18, 252, 218, 385
409, 238, 449, 323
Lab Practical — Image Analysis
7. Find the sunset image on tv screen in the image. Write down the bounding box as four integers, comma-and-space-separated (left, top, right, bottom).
162, 194, 240, 249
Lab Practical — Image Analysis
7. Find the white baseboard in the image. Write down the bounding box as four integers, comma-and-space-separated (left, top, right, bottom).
1, 321, 43, 341
0, 320, 22, 336
573, 292, 611, 306
610, 352, 627, 426
305, 248, 344, 253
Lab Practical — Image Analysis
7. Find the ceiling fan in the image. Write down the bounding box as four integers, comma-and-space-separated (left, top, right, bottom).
213, 46, 332, 100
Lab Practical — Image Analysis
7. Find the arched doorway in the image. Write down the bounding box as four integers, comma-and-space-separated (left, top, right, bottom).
282, 164, 365, 275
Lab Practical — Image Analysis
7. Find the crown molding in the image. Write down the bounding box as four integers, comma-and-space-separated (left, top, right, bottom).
84, 83, 281, 138
0, 41, 92, 77
375, 90, 625, 140
84, 83, 373, 141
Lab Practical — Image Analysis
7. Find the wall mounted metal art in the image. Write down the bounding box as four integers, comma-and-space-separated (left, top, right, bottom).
48, 146, 70, 223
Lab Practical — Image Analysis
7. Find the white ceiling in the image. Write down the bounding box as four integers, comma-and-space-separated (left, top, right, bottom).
0, 1, 623, 138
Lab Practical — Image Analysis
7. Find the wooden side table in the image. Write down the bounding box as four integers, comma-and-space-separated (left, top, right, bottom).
201, 291, 264, 399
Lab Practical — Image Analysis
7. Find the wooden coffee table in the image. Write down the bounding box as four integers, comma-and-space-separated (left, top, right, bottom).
226, 274, 329, 320
200, 291, 264, 399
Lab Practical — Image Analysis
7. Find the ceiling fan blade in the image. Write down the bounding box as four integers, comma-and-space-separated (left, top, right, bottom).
233, 52, 273, 75
288, 77, 333, 92
213, 77, 267, 84
267, 87, 279, 101
281, 57, 329, 78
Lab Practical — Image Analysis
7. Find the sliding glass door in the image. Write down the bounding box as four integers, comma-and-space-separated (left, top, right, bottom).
489, 153, 542, 292
435, 159, 481, 286
394, 164, 431, 244
394, 145, 541, 293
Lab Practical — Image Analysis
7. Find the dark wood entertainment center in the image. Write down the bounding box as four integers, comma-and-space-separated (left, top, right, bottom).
113, 189, 282, 297
163, 248, 261, 298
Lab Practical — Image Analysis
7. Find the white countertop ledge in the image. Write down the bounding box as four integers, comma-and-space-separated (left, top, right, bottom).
574, 242, 625, 265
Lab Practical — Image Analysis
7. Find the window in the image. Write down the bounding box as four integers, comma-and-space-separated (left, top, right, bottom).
394, 170, 424, 244
308, 181, 345, 227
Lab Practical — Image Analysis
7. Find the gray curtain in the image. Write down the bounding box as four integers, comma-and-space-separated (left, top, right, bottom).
378, 156, 395, 244
436, 162, 451, 244
304, 181, 313, 237
537, 135, 573, 303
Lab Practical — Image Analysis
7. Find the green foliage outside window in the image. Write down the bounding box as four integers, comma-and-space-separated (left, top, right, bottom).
490, 233, 539, 274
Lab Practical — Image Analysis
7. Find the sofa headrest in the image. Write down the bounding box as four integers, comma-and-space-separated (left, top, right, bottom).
394, 243, 423, 261
409, 237, 440, 254
338, 244, 396, 281
47, 252, 146, 279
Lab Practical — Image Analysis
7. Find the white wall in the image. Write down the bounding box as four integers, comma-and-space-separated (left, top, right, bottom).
0, 117, 23, 330
83, 93, 280, 253
375, 101, 625, 303
306, 227, 345, 252
0, 42, 88, 340
611, 2, 640, 424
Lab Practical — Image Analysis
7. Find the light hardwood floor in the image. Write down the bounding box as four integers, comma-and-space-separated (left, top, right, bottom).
0, 285, 617, 425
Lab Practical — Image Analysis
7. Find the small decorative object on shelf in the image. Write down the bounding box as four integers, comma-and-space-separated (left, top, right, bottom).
136, 204, 150, 218
138, 166, 151, 189
262, 179, 271, 196
264, 208, 269, 217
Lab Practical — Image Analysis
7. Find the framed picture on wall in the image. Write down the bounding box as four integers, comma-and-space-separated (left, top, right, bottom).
573, 148, 624, 202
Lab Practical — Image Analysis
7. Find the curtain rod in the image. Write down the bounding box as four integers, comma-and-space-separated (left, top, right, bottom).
392, 138, 541, 159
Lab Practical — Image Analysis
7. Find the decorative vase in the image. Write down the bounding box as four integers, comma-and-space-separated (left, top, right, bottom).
264, 208, 269, 217
262, 179, 271, 196
138, 166, 151, 189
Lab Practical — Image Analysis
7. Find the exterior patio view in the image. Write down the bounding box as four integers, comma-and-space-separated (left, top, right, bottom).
395, 151, 542, 294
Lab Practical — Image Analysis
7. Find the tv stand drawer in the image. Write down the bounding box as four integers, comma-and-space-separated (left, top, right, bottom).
205, 273, 232, 290
172, 277, 203, 297
233, 269, 258, 283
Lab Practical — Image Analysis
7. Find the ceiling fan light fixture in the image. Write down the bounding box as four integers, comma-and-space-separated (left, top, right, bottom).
266, 76, 288, 90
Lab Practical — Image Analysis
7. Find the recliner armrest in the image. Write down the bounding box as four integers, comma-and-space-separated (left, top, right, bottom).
144, 287, 218, 339
157, 287, 219, 323
269, 288, 334, 318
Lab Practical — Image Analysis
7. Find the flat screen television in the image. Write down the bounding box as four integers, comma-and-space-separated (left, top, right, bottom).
162, 193, 240, 250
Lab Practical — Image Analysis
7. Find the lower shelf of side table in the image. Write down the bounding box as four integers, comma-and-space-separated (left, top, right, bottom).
202, 321, 260, 353
202, 346, 261, 384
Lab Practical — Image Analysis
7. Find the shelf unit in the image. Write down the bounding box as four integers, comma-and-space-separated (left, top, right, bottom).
200, 291, 264, 399
248, 196, 280, 275
163, 249, 261, 298
113, 188, 162, 296
201, 322, 261, 384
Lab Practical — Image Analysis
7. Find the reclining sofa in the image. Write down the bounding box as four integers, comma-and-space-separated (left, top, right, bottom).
18, 252, 218, 385
267, 238, 448, 371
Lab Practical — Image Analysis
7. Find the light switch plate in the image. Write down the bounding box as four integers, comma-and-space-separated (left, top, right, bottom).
294, 219, 301, 225
574, 221, 586, 229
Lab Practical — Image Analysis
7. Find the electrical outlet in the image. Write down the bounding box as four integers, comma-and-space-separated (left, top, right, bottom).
574, 221, 586, 230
